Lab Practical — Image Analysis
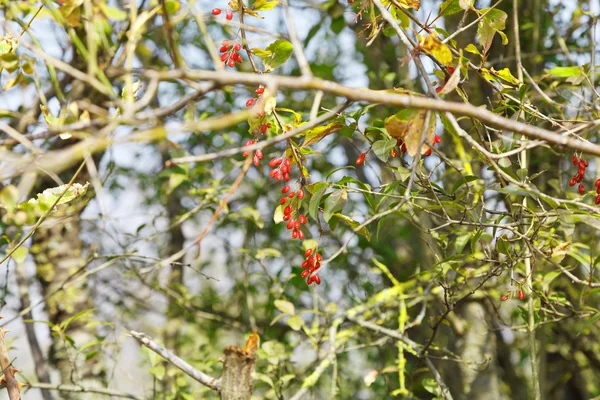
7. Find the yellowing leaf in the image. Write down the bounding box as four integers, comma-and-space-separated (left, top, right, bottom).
419, 35, 453, 66
382, 0, 420, 10
385, 110, 436, 156
253, 0, 279, 11
438, 66, 460, 95
302, 122, 343, 147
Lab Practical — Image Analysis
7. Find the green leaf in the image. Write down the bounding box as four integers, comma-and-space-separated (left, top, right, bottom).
372, 138, 397, 162
477, 9, 508, 54
439, 0, 464, 16
302, 122, 343, 147
323, 190, 347, 222
274, 300, 295, 315
261, 40, 293, 72
287, 315, 303, 331
451, 175, 478, 194
548, 66, 582, 77
0, 184, 19, 212
332, 213, 371, 241
308, 184, 328, 219
99, 4, 127, 20
10, 247, 28, 263
464, 43, 481, 55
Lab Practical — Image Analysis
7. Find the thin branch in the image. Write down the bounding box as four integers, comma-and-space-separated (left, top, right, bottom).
24, 382, 143, 400
129, 331, 221, 391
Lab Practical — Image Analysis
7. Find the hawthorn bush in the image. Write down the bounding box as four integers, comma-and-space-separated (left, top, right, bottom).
0, 0, 599, 399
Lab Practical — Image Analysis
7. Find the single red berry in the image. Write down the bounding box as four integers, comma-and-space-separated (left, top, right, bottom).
306, 276, 314, 284
597, 186, 600, 194
581, 159, 589, 167
400, 143, 407, 153
518, 290, 525, 300
284, 158, 291, 167
299, 215, 307, 224
288, 191, 295, 198
292, 229, 298, 239
596, 195, 600, 205
282, 185, 291, 193
281, 165, 290, 174
316, 254, 322, 262
253, 154, 260, 166
577, 174, 584, 182
227, 57, 236, 67
282, 213, 291, 221
391, 148, 398, 158
287, 220, 295, 230
501, 294, 509, 302
260, 124, 267, 134
294, 221, 300, 229
424, 148, 433, 157
256, 150, 263, 159
269, 158, 283, 168
211, 8, 222, 15
235, 52, 243, 62
301, 260, 309, 269
447, 67, 455, 74
435, 86, 442, 93
284, 205, 292, 215
301, 269, 310, 278
283, 173, 290, 181
578, 184, 585, 194
222, 40, 230, 45
279, 197, 287, 205
298, 230, 304, 239
274, 170, 283, 181
220, 53, 229, 61
298, 189, 305, 199
219, 45, 228, 53
305, 248, 312, 257
572, 155, 579, 165
314, 275, 321, 285
356, 153, 366, 165
270, 169, 279, 178
256, 87, 265, 95
226, 9, 233, 20
596, 179, 600, 187
434, 135, 441, 144
246, 98, 255, 107
234, 43, 242, 51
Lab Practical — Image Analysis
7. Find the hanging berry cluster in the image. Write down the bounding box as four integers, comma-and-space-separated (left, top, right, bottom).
220, 40, 243, 68
301, 248, 322, 285
355, 134, 442, 165
211, 8, 233, 20
569, 154, 600, 197
501, 288, 525, 302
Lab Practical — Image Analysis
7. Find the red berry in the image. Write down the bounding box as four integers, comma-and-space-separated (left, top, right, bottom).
299, 215, 307, 224
572, 155, 579, 165
435, 86, 442, 93
234, 43, 242, 51
269, 158, 283, 167
596, 179, 600, 187
220, 53, 229, 61
298, 189, 305, 199
282, 185, 291, 193
283, 173, 290, 181
287, 220, 295, 230
597, 186, 600, 194
518, 290, 525, 300
447, 67, 455, 74
270, 169, 279, 178
279, 197, 287, 205
227, 57, 236, 67
284, 158, 291, 167
501, 294, 509, 302
226, 9, 233, 20
235, 52, 243, 63
281, 165, 290, 174
301, 269, 310, 278
288, 191, 295, 198
219, 45, 228, 53
577, 174, 584, 183
316, 254, 322, 262
434, 135, 441, 144
356, 153, 365, 165
211, 8, 222, 15
306, 276, 314, 284
596, 195, 600, 205
568, 177, 577, 187
260, 124, 267, 134
391, 148, 398, 158
284, 205, 292, 215
256, 87, 265, 95
424, 148, 433, 157
294, 221, 300, 229
253, 154, 260, 166
400, 143, 407, 153
314, 275, 321, 285
579, 184, 585, 194
283, 213, 291, 221
246, 98, 255, 107
314, 262, 321, 270
305, 248, 312, 257
579, 160, 588, 169
298, 230, 304, 239
292, 229, 298, 239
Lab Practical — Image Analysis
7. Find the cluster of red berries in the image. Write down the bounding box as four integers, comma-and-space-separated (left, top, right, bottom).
501, 288, 525, 302
435, 67, 455, 93
219, 40, 242, 68
269, 157, 292, 181
301, 248, 322, 285
568, 154, 593, 195
211, 8, 233, 20
283, 205, 307, 240
241, 139, 263, 166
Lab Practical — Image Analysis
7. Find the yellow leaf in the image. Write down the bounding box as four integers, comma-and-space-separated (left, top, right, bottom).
302, 122, 343, 147
381, 0, 420, 10
419, 35, 453, 66
385, 110, 436, 157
